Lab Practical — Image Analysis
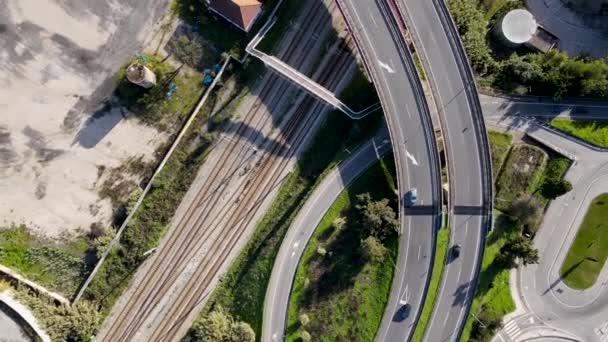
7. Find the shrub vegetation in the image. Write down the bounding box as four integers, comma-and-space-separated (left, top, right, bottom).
449, 0, 608, 99
0, 225, 92, 296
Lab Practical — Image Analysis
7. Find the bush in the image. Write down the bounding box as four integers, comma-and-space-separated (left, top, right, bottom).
355, 193, 399, 240
360, 236, 387, 262
15, 289, 101, 342
449, 0, 497, 75
299, 330, 311, 342
541, 178, 572, 199
496, 236, 539, 268
186, 307, 255, 342
168, 35, 206, 68
299, 313, 310, 326
507, 196, 542, 232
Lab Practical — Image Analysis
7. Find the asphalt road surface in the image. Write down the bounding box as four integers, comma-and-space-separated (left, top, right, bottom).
337, 1, 442, 341
261, 127, 391, 341
398, 0, 492, 341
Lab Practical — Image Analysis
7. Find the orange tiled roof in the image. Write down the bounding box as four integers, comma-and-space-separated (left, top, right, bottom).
208, 0, 262, 32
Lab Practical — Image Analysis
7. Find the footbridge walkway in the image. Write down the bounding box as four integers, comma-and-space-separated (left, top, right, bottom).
246, 18, 380, 119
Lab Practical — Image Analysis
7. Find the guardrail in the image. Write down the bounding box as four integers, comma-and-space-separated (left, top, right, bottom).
377, 2, 444, 341
429, 0, 493, 219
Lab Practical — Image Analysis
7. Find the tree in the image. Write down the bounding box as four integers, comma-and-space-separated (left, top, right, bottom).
503, 54, 544, 84
299, 313, 310, 326
188, 307, 255, 342
356, 193, 399, 240
92, 229, 116, 259
497, 236, 540, 267
169, 35, 205, 68
332, 216, 347, 232
360, 236, 386, 262
300, 330, 312, 342
508, 196, 542, 232
448, 0, 497, 74
16, 293, 102, 342
541, 178, 572, 199
231, 321, 255, 342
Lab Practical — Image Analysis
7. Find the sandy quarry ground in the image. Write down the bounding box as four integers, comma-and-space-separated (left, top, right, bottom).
0, 0, 171, 238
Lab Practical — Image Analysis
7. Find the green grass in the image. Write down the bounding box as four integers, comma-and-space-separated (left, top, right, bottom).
551, 118, 608, 148
488, 131, 513, 180
412, 226, 450, 342
195, 68, 383, 338
560, 193, 608, 289
413, 52, 427, 81
495, 144, 547, 211
286, 155, 397, 341
0, 225, 91, 296
460, 212, 518, 342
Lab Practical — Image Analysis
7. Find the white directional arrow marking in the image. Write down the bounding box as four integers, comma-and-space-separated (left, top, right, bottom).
405, 150, 419, 166
378, 60, 395, 73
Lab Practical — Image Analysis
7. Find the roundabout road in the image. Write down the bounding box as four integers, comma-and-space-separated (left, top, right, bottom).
483, 104, 608, 342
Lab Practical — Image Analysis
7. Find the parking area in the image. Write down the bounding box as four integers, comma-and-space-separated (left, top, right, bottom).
0, 0, 169, 238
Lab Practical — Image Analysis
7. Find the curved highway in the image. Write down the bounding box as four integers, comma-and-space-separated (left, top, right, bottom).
336, 1, 442, 341
262, 129, 391, 341
395, 0, 493, 341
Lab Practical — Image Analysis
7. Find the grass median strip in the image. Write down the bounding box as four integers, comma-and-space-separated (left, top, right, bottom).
411, 226, 449, 342
551, 118, 608, 148
560, 193, 608, 289
286, 155, 397, 341
488, 131, 512, 180
460, 212, 517, 342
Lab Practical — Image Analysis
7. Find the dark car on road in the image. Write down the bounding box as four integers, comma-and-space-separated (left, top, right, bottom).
451, 244, 461, 259
405, 188, 418, 207
393, 303, 411, 322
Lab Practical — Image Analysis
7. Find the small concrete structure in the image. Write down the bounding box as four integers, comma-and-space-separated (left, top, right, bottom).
126, 63, 157, 88
494, 9, 559, 53
496, 9, 538, 45
0, 292, 51, 342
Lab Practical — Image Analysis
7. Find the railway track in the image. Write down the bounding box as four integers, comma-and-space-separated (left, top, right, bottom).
98, 1, 358, 340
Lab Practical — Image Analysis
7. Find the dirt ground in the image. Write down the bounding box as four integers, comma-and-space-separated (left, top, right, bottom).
0, 0, 171, 238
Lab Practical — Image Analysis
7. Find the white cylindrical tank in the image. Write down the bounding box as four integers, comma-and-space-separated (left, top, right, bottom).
126, 63, 157, 88
495, 9, 538, 45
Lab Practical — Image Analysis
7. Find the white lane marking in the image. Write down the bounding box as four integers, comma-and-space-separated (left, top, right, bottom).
378, 59, 395, 73
369, 12, 378, 27
290, 251, 296, 258
417, 245, 421, 260
405, 150, 419, 166
293, 241, 299, 248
